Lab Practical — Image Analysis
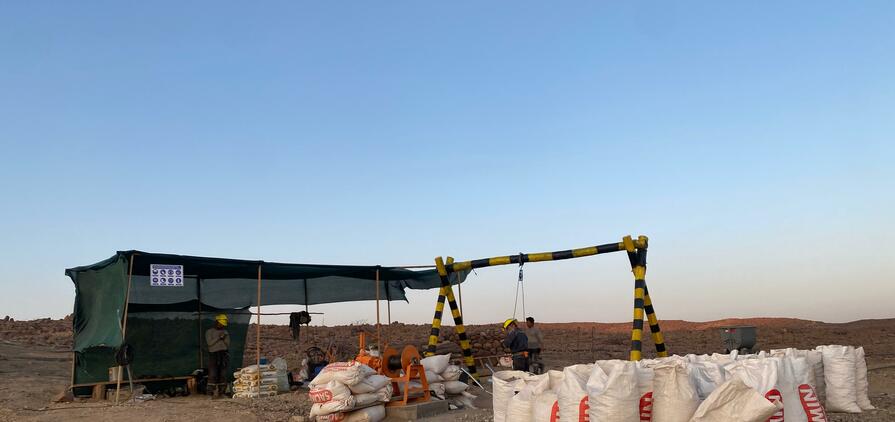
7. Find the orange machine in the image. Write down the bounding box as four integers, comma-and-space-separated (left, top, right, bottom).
355, 332, 430, 406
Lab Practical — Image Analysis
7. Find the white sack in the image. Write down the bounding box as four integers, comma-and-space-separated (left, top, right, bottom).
507, 374, 550, 422
441, 365, 462, 381
635, 361, 656, 422
311, 361, 377, 387
314, 404, 387, 422
428, 382, 446, 399
348, 374, 391, 395
309, 380, 353, 404
344, 405, 386, 422
533, 391, 560, 422
771, 348, 825, 401
420, 354, 451, 374
559, 364, 593, 422
353, 385, 392, 407
818, 345, 861, 413
493, 370, 528, 422
777, 356, 813, 422
855, 347, 874, 410
547, 369, 565, 391
688, 361, 727, 401
586, 360, 640, 422
299, 357, 310, 381
724, 357, 785, 421
310, 396, 357, 417
272, 357, 291, 393
689, 377, 781, 422
425, 370, 444, 383
652, 360, 699, 422
444, 380, 468, 395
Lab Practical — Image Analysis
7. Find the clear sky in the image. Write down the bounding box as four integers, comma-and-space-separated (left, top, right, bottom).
1, 2, 893, 326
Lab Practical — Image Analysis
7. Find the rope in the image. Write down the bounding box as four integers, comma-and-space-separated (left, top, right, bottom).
513, 255, 526, 320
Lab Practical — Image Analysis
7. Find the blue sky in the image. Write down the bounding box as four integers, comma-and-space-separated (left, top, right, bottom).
1, 2, 892, 325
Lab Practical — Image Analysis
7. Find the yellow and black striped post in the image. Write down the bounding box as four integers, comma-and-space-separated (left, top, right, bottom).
426, 289, 447, 356
624, 235, 667, 360
427, 256, 478, 378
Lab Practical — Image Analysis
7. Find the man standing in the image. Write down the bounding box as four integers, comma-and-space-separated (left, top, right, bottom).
205, 313, 231, 399
502, 318, 529, 372
525, 317, 544, 373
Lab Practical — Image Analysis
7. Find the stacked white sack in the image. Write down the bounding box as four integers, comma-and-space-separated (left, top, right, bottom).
308, 362, 391, 422
418, 355, 469, 397
558, 364, 593, 422
532, 370, 563, 422
587, 360, 640, 421
690, 377, 781, 422
816, 345, 874, 413
652, 359, 700, 422
493, 370, 533, 422
770, 347, 825, 401
232, 364, 278, 398
507, 372, 551, 421
724, 356, 785, 422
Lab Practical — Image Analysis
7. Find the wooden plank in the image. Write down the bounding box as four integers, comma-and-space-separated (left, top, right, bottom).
91, 384, 105, 400
72, 376, 194, 389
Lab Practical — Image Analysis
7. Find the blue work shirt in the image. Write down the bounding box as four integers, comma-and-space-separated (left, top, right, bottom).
503, 329, 529, 354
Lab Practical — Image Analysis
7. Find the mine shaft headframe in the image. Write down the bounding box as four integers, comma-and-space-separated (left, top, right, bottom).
426, 235, 667, 377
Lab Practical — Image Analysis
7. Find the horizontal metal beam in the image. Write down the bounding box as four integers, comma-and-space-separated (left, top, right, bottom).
443, 235, 648, 274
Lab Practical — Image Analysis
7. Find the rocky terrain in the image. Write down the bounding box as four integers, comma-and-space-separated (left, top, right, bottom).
0, 316, 892, 421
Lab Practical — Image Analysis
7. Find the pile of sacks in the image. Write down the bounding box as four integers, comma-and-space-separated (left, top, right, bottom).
420, 354, 469, 398
494, 344, 874, 422
232, 363, 279, 399
308, 361, 392, 422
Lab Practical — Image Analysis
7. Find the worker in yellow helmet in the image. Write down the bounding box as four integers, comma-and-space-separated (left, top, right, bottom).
205, 314, 231, 399
501, 318, 529, 371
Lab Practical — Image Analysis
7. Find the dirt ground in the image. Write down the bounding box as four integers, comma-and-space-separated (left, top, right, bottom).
0, 317, 892, 421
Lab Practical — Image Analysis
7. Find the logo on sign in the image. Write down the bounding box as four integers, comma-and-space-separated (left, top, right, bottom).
150, 264, 184, 287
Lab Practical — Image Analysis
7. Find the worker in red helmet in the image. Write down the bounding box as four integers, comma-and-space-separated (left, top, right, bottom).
502, 318, 529, 371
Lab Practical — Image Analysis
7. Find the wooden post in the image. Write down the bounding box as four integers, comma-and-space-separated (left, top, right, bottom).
197, 277, 203, 369
375, 267, 381, 352
386, 280, 392, 346
115, 253, 135, 405
256, 264, 262, 397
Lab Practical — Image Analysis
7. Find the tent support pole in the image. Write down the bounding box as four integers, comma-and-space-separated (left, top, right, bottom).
386, 282, 391, 346
375, 267, 381, 352
256, 264, 262, 397
115, 253, 135, 405
197, 277, 203, 369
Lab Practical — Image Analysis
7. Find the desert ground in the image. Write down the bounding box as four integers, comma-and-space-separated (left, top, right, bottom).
0, 316, 892, 421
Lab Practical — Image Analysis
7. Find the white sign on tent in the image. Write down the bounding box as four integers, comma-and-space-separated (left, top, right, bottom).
150, 264, 184, 287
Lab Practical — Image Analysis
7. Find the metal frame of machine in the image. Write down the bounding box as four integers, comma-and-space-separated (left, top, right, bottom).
355, 332, 431, 406
425, 235, 669, 378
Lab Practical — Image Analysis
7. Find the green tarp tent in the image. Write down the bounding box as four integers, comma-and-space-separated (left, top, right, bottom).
66, 250, 463, 387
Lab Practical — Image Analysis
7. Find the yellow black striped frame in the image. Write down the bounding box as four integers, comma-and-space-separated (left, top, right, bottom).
426, 235, 667, 378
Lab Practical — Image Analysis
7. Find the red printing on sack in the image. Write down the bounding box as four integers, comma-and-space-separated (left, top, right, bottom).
639, 392, 653, 421
798, 384, 828, 422
765, 389, 784, 422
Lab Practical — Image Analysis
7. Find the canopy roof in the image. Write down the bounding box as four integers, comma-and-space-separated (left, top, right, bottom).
65, 251, 463, 352
65, 251, 464, 386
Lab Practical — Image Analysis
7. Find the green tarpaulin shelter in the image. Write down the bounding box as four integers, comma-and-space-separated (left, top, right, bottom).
65, 250, 463, 387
